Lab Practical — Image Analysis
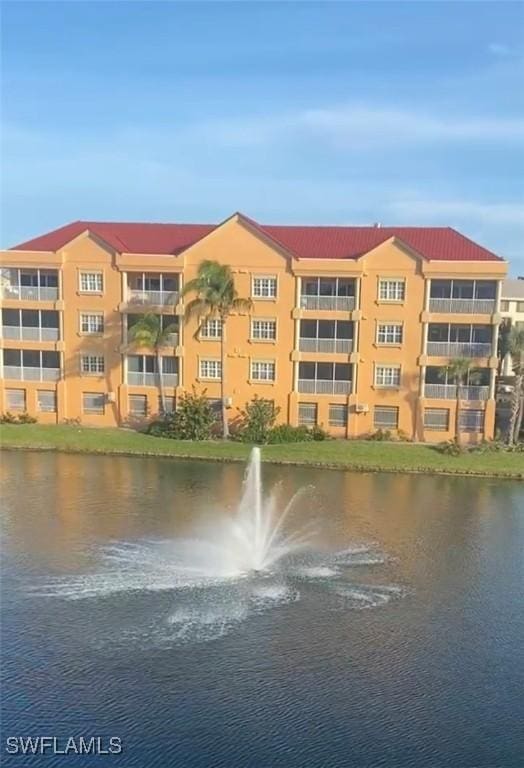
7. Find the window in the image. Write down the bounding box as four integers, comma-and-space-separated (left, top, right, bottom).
251, 319, 277, 340
37, 390, 57, 413
375, 365, 401, 388
82, 392, 105, 415
500, 300, 510, 312
459, 409, 484, 432
252, 276, 277, 299
377, 323, 403, 345
207, 398, 222, 417
80, 355, 105, 375
298, 403, 317, 426
6, 389, 25, 411
80, 313, 104, 334
517, 302, 524, 313
424, 408, 449, 431
159, 397, 175, 414
199, 359, 221, 379
251, 360, 276, 381
329, 404, 348, 426
374, 406, 399, 429
129, 395, 148, 417
79, 272, 103, 293
200, 319, 222, 338
378, 279, 405, 302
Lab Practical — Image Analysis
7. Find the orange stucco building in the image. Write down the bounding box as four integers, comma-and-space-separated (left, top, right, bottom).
0, 213, 507, 442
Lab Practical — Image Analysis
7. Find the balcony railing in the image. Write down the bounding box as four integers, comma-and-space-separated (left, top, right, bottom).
2, 326, 60, 342
127, 372, 178, 387
298, 379, 351, 395
3, 366, 60, 382
127, 289, 178, 307
298, 338, 353, 354
300, 295, 355, 311
426, 341, 492, 358
424, 384, 489, 400
1, 286, 59, 302
428, 298, 496, 314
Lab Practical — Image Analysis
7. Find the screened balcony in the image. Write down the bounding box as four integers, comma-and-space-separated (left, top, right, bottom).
1, 309, 60, 342
1, 268, 59, 302
300, 277, 356, 312
2, 349, 61, 381
299, 319, 353, 354
428, 280, 497, 314
126, 355, 178, 387
297, 361, 352, 394
127, 315, 179, 347
424, 366, 490, 400
126, 273, 179, 307
426, 323, 492, 358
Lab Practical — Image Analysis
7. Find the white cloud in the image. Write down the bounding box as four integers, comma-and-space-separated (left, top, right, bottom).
488, 42, 517, 57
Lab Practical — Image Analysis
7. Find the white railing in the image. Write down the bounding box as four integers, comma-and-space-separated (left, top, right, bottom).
127, 289, 178, 307
300, 295, 355, 311
298, 379, 351, 395
1, 285, 59, 301
426, 341, 492, 358
429, 298, 496, 314
1, 326, 60, 342
424, 383, 489, 400
3, 366, 60, 382
126, 372, 178, 387
298, 338, 353, 354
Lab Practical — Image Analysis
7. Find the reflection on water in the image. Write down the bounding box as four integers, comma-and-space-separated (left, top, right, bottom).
1, 452, 523, 768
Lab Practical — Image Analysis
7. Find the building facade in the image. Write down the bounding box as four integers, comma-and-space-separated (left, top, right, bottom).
0, 213, 507, 441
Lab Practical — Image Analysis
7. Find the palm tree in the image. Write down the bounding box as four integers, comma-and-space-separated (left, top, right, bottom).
442, 357, 473, 444
182, 260, 253, 438
506, 327, 524, 445
128, 313, 178, 415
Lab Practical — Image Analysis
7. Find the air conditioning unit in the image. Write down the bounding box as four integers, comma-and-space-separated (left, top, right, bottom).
223, 396, 233, 408
106, 392, 116, 403
355, 403, 369, 413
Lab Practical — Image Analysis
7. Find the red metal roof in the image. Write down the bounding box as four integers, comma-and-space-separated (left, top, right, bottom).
9, 216, 504, 262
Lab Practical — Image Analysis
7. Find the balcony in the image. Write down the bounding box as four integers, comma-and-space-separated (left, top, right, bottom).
3, 366, 60, 382
127, 372, 178, 388
1, 268, 60, 302
300, 295, 355, 312
2, 325, 59, 342
428, 298, 496, 315
426, 341, 492, 358
2, 285, 59, 302
127, 289, 178, 307
424, 384, 489, 401
299, 337, 353, 354
298, 379, 351, 395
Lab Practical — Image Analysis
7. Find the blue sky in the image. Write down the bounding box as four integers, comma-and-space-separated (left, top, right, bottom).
2, 1, 523, 272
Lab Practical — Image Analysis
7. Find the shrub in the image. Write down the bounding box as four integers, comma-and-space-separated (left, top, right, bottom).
366, 429, 392, 441
0, 412, 37, 424
265, 424, 311, 443
435, 440, 466, 456
235, 396, 280, 444
147, 388, 216, 440
310, 424, 329, 441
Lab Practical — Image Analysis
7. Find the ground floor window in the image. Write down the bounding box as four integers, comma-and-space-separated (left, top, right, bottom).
424, 408, 449, 431
5, 388, 25, 411
37, 390, 57, 413
373, 406, 399, 429
298, 402, 317, 426
82, 392, 105, 415
459, 409, 484, 432
329, 404, 348, 427
158, 397, 175, 414
129, 394, 148, 417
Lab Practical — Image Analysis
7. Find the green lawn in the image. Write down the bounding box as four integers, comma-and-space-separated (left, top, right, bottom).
1, 424, 522, 478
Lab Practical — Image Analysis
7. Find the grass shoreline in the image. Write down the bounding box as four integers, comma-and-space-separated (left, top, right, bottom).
1, 424, 522, 480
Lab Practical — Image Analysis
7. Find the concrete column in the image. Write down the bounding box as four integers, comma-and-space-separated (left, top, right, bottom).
424, 278, 431, 311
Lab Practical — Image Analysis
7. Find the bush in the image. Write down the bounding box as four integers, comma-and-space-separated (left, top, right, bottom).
435, 440, 466, 456
147, 388, 216, 440
366, 429, 392, 441
0, 412, 37, 424
265, 424, 311, 443
235, 396, 280, 443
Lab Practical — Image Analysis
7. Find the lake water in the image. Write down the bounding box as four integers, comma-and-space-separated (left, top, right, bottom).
1, 451, 523, 767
